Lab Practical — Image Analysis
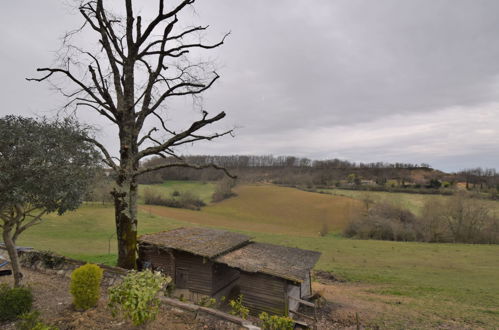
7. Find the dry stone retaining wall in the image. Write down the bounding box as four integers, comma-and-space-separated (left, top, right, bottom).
16, 250, 126, 287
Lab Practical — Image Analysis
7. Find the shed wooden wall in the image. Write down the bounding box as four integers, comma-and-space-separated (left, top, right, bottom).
238, 272, 288, 316
212, 262, 239, 294
174, 251, 213, 295
139, 245, 244, 298
138, 243, 175, 278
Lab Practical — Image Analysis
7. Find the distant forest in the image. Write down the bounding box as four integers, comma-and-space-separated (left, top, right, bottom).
137, 155, 499, 196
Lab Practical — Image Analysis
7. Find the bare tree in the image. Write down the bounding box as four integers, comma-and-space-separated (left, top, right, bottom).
28, 0, 233, 268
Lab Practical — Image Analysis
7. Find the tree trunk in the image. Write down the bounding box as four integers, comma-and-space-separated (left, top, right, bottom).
2, 228, 23, 287
114, 174, 139, 269
114, 116, 138, 269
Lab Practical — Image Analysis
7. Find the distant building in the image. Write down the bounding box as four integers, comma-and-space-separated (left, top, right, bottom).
138, 227, 321, 316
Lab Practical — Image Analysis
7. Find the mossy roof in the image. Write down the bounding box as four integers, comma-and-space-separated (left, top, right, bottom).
138, 227, 252, 258
216, 242, 321, 283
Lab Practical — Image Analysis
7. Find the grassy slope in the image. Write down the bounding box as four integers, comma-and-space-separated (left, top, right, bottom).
5, 183, 499, 328
139, 185, 363, 236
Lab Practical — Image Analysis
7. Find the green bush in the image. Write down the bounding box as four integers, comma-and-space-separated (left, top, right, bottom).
259, 312, 294, 330
16, 311, 58, 330
0, 284, 33, 322
70, 264, 103, 310
108, 270, 171, 326
229, 294, 249, 319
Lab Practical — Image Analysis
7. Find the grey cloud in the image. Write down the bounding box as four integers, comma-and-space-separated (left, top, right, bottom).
1, 1, 499, 171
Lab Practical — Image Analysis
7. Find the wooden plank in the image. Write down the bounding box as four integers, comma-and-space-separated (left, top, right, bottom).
289, 295, 315, 307
289, 309, 315, 321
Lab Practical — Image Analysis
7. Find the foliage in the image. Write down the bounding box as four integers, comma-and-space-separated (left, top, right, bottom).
0, 115, 99, 215
70, 264, 104, 310
0, 115, 99, 286
228, 295, 249, 319
108, 270, 170, 326
143, 188, 205, 210
16, 311, 58, 330
258, 312, 294, 330
0, 284, 33, 322
197, 297, 217, 308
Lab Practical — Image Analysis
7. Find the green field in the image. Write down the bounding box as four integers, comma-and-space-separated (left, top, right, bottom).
4, 182, 499, 328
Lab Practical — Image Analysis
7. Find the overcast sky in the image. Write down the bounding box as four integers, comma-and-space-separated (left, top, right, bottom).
1, 0, 499, 172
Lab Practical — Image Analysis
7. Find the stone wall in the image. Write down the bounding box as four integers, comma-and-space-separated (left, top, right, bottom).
6, 249, 127, 287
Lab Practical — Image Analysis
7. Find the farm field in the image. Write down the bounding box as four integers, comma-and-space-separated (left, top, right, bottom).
5, 183, 499, 328
140, 185, 363, 236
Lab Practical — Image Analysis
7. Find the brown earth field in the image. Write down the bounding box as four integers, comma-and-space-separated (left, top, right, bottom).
139, 184, 363, 236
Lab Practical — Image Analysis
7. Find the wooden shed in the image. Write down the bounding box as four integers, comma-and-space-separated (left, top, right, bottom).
216, 242, 321, 316
138, 227, 251, 300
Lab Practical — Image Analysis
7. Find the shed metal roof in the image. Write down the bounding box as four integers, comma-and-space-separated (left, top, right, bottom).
138, 227, 252, 258
215, 242, 321, 283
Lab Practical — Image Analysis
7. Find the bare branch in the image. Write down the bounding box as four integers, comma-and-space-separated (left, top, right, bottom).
136, 110, 226, 161
136, 160, 236, 178
137, 0, 195, 47
83, 137, 119, 172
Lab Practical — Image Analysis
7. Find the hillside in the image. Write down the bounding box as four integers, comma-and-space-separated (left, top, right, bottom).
140, 185, 362, 236
8, 183, 499, 328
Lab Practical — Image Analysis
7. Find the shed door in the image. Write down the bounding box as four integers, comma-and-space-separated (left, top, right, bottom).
176, 267, 188, 288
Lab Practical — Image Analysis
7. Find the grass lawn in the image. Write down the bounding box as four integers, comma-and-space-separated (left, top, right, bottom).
3, 183, 499, 328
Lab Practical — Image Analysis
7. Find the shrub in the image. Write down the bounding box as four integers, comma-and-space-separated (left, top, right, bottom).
343, 203, 420, 242
259, 312, 294, 330
16, 311, 58, 330
70, 264, 103, 310
0, 284, 33, 322
108, 270, 171, 326
197, 297, 217, 308
144, 188, 205, 210
229, 294, 249, 319
212, 178, 237, 202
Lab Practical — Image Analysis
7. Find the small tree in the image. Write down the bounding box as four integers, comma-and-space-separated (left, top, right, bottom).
0, 116, 99, 286
108, 270, 170, 326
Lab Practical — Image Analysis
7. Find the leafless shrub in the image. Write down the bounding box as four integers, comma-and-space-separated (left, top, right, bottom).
212, 178, 237, 202
144, 188, 205, 211
344, 194, 499, 244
